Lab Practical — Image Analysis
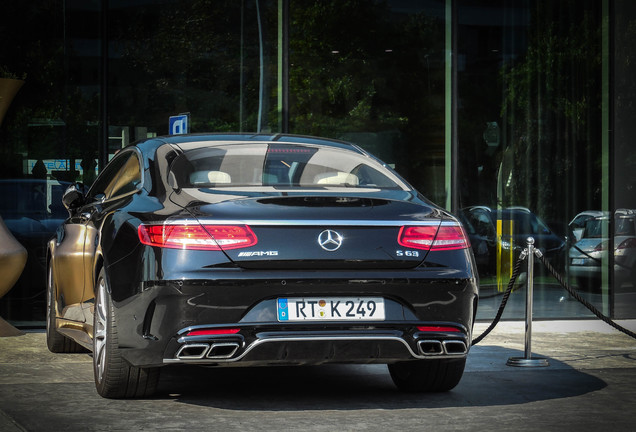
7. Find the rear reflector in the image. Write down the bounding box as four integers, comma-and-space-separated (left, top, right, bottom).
138, 224, 257, 250
417, 326, 461, 333
398, 224, 470, 251
186, 328, 241, 337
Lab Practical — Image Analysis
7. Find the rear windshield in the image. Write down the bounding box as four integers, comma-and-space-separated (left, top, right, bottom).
169, 143, 409, 191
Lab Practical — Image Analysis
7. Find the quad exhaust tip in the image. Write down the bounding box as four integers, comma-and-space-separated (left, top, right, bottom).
417, 340, 467, 356
176, 344, 209, 360
442, 340, 468, 355
418, 340, 444, 355
207, 342, 240, 359
176, 342, 240, 360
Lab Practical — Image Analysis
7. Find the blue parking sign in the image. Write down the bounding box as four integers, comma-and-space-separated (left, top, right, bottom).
169, 114, 189, 135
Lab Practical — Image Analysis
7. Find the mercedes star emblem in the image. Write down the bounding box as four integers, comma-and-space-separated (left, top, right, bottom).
318, 229, 343, 251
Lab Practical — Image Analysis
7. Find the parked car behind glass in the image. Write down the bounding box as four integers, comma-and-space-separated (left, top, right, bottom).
569, 209, 636, 290
569, 210, 607, 242
458, 206, 566, 277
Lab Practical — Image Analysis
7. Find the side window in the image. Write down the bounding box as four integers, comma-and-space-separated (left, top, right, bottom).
88, 152, 141, 201
88, 157, 125, 201
107, 154, 142, 198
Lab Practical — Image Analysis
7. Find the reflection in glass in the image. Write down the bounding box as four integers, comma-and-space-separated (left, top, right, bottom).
289, 0, 447, 204
457, 1, 605, 319
0, 2, 100, 323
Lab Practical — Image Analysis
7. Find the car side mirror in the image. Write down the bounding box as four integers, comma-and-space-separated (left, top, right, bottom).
62, 183, 87, 213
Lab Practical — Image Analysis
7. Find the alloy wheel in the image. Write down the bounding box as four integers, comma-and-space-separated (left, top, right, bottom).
93, 277, 108, 384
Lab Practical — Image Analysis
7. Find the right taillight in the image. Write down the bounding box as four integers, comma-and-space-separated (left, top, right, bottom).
398, 224, 470, 251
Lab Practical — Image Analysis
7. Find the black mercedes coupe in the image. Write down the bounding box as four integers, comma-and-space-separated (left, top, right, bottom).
46, 133, 479, 398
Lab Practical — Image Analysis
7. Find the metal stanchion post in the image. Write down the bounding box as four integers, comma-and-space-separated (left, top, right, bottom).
507, 237, 549, 367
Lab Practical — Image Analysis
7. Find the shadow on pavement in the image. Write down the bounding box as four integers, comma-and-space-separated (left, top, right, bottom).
156, 345, 607, 410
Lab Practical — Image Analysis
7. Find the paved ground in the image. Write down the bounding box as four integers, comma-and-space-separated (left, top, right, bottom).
1, 319, 635, 432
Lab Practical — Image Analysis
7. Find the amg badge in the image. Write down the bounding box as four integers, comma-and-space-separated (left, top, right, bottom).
237, 251, 279, 257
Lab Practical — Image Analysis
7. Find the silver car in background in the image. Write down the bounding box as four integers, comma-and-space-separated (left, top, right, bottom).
569, 209, 636, 290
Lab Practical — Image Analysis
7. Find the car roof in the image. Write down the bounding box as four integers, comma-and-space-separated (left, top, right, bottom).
134, 133, 365, 154
587, 209, 636, 221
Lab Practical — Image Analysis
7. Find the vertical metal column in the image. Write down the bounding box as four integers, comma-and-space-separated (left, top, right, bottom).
277, 0, 289, 133
99, 0, 109, 170
507, 237, 549, 367
444, 0, 459, 213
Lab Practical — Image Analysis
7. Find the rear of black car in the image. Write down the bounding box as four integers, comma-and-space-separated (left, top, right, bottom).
64, 135, 478, 397
102, 136, 479, 395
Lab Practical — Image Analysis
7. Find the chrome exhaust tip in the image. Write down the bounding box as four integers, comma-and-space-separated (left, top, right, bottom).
417, 340, 444, 356
176, 344, 210, 360
442, 340, 468, 355
206, 342, 240, 359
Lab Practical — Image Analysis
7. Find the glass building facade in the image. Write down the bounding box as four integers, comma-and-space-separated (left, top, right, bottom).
1, 0, 635, 325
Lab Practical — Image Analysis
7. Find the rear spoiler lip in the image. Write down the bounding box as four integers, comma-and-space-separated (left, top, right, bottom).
175, 219, 459, 227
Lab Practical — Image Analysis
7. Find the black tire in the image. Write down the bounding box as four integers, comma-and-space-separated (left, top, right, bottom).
46, 264, 86, 353
388, 358, 466, 392
93, 268, 160, 398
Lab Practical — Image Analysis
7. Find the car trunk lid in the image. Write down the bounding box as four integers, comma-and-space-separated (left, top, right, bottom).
182, 195, 458, 270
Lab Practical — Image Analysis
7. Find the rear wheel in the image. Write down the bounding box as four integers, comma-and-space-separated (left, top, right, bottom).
388, 358, 466, 392
93, 268, 160, 398
46, 264, 85, 353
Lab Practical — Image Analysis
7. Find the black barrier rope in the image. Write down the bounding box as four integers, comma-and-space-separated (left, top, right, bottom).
536, 252, 636, 340
471, 248, 636, 345
471, 254, 525, 346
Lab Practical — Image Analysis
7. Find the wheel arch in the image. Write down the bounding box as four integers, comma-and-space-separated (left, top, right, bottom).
93, 253, 105, 296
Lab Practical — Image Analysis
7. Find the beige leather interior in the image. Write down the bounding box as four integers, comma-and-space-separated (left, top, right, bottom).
314, 171, 359, 186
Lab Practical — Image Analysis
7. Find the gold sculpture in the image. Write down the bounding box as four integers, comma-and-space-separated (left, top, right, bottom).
0, 216, 27, 336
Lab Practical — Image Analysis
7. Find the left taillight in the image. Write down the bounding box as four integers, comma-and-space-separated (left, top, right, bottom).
138, 224, 258, 250
398, 224, 470, 251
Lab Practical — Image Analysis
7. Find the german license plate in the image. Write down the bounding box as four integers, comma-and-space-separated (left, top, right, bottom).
277, 297, 385, 322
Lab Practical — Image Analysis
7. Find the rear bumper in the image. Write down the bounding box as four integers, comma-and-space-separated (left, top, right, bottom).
110, 269, 478, 368
164, 326, 470, 367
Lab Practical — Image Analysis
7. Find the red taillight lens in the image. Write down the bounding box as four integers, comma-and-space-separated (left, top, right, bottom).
138, 224, 257, 250
398, 226, 436, 249
186, 328, 240, 337
398, 224, 470, 251
202, 225, 258, 249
